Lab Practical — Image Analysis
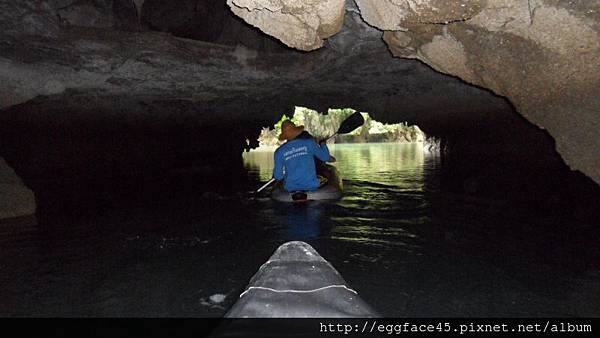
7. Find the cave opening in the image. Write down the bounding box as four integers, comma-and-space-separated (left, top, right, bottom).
242, 106, 437, 187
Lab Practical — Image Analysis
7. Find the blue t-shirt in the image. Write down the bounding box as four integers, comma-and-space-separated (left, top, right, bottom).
273, 138, 331, 192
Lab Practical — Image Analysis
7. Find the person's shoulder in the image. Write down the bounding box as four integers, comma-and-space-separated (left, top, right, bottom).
295, 137, 315, 144
274, 142, 288, 154
300, 137, 318, 147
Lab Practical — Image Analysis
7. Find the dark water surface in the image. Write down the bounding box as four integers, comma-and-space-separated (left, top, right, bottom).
1, 143, 599, 317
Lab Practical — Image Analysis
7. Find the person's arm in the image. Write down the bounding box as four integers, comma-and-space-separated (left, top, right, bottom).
311, 139, 332, 162
273, 149, 284, 180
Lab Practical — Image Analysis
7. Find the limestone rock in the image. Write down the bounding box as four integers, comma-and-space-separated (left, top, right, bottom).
0, 157, 36, 220
355, 0, 482, 30
226, 0, 345, 51
374, 0, 600, 185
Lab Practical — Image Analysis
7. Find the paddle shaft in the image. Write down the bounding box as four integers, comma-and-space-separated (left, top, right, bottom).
256, 178, 276, 193
320, 132, 338, 144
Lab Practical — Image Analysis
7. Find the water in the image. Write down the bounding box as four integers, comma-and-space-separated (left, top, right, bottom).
1, 143, 599, 317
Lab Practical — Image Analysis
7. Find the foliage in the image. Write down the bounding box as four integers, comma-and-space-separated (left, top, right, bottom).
256, 106, 425, 147
274, 114, 300, 130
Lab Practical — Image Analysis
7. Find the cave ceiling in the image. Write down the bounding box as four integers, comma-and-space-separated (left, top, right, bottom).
0, 1, 510, 132
0, 0, 598, 185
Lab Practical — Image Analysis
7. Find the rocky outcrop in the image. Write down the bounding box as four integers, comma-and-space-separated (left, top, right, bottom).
139, 0, 289, 52
226, 0, 346, 51
372, 0, 600, 185
0, 157, 36, 221
225, 0, 600, 185
0, 8, 508, 128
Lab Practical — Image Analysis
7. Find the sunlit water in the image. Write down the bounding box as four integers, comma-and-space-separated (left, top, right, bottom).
1, 143, 599, 317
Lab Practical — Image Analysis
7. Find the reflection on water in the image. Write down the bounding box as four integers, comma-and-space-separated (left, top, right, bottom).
242, 142, 600, 317
273, 204, 332, 240
330, 143, 427, 189
244, 142, 431, 188
1, 143, 599, 317
242, 146, 276, 182
243, 143, 436, 248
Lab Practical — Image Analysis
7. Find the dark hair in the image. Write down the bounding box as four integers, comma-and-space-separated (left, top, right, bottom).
296, 130, 314, 139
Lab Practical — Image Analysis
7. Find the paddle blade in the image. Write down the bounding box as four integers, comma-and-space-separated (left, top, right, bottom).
337, 112, 365, 134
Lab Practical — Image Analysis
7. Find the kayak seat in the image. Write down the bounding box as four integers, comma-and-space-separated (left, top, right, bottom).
291, 191, 308, 202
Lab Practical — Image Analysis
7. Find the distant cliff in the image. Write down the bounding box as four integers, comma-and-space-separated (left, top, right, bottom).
257, 107, 425, 147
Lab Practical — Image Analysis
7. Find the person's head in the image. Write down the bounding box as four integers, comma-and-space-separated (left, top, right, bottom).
278, 120, 304, 141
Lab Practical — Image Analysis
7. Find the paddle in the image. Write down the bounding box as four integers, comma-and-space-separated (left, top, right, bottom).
256, 178, 276, 193
254, 111, 365, 193
320, 111, 365, 144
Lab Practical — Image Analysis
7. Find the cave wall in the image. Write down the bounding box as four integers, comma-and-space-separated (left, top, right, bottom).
54, 0, 139, 31
0, 1, 141, 36
0, 0, 598, 221
140, 0, 293, 52
141, 0, 226, 41
0, 93, 256, 215
228, 0, 600, 185
0, 157, 36, 222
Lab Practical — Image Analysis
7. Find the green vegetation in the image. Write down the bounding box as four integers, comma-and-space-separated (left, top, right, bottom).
257, 107, 425, 147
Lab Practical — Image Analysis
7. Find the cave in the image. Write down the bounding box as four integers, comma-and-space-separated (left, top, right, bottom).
1, 0, 599, 325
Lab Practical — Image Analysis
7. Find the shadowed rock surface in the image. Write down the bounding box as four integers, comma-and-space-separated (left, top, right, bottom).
0, 157, 35, 220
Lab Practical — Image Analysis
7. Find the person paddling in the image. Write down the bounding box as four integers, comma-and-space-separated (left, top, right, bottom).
273, 120, 335, 192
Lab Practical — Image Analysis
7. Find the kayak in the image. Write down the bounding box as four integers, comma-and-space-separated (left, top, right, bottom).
224, 241, 378, 318
271, 163, 343, 202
